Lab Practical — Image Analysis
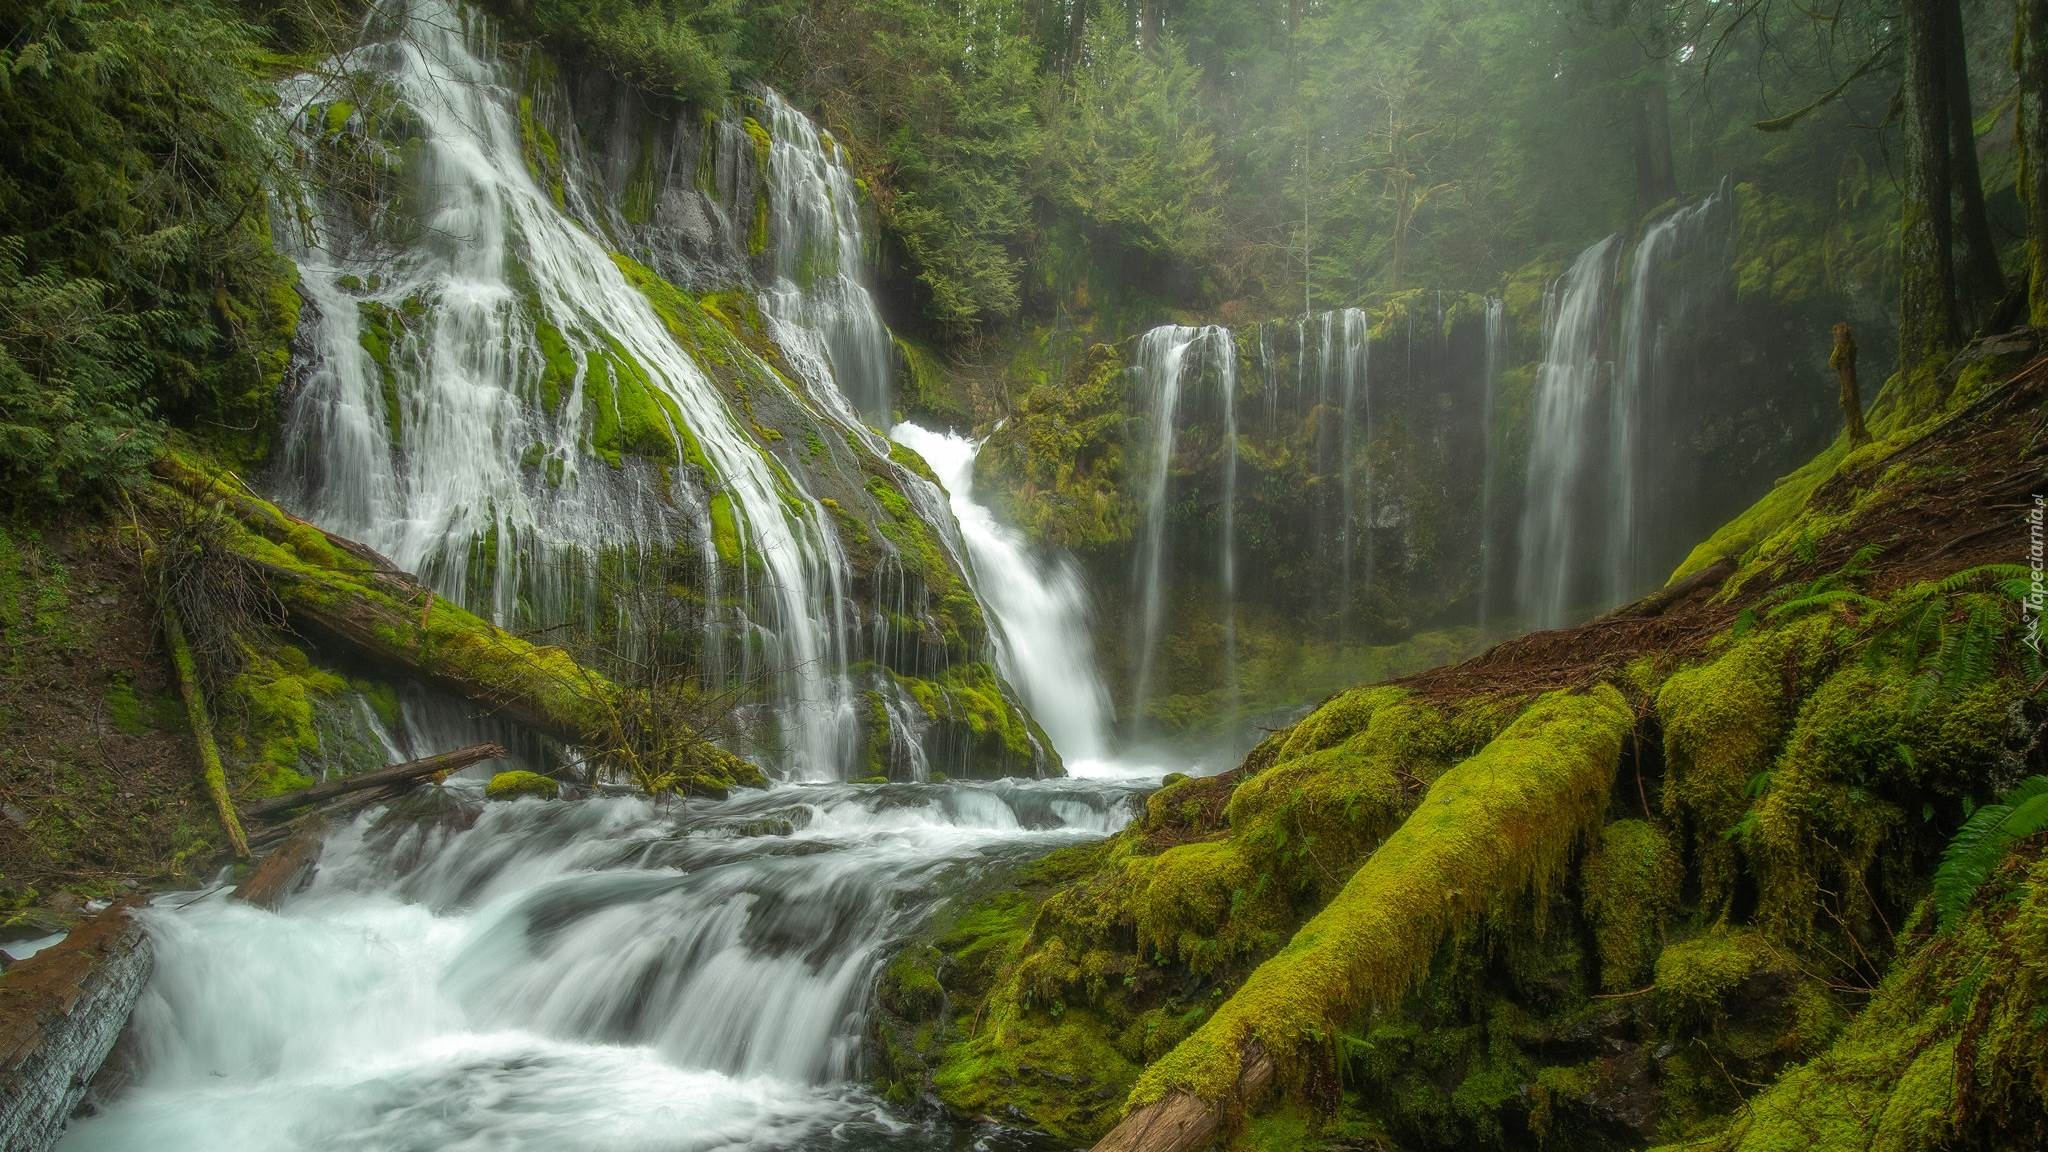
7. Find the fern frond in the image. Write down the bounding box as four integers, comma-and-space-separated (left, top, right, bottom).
1935, 777, 2048, 933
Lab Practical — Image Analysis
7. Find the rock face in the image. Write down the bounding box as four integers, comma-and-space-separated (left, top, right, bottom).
0, 897, 153, 1152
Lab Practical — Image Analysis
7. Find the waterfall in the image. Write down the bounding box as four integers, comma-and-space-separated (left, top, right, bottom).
889, 425, 1113, 763
59, 778, 1141, 1151
271, 1, 1083, 782
1477, 296, 1506, 636
1609, 182, 1731, 604
1516, 235, 1620, 629
754, 91, 894, 425
1128, 325, 1237, 732
1513, 184, 1732, 629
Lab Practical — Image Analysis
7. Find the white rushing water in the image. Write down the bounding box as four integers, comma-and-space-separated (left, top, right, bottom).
889, 424, 1113, 764
275, 0, 863, 779
1516, 235, 1619, 630
1513, 184, 1731, 629
60, 779, 1140, 1152
1477, 295, 1506, 636
755, 91, 895, 425
1128, 325, 1238, 732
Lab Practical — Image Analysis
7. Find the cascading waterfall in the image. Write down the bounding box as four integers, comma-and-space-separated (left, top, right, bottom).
1514, 184, 1732, 629
755, 91, 895, 425
1515, 235, 1619, 629
889, 425, 1113, 763
1608, 182, 1731, 604
1477, 296, 1506, 635
1330, 309, 1370, 635
59, 779, 1141, 1151
1129, 325, 1238, 732
273, 1, 902, 780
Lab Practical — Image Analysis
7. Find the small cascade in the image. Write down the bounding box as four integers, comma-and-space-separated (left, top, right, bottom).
1477, 296, 1507, 635
60, 779, 1141, 1151
1609, 181, 1732, 603
1128, 325, 1238, 732
1512, 184, 1733, 629
1516, 235, 1620, 629
755, 91, 894, 424
891, 425, 1113, 762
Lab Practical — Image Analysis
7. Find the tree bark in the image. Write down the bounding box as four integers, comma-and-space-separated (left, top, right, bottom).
2024, 0, 2048, 324
242, 743, 507, 822
1832, 322, 1872, 446
1899, 0, 1962, 373
1940, 0, 2005, 335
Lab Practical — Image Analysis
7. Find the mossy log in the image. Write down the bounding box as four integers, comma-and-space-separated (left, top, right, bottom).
242, 742, 506, 821
149, 455, 615, 745
161, 604, 250, 860
1091, 685, 1635, 1152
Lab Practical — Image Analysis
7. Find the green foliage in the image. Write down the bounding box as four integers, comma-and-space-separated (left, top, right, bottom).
1935, 776, 2048, 934
516, 0, 740, 105
1037, 27, 1218, 265
0, 0, 297, 500
0, 239, 158, 506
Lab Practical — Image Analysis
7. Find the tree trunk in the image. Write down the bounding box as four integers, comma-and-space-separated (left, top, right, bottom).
2024, 0, 2048, 324
1899, 0, 1962, 373
1139, 0, 1163, 50
1940, 0, 2005, 335
1832, 322, 1872, 446
232, 821, 327, 909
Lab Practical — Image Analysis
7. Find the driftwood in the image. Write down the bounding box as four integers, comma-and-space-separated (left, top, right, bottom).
243, 742, 506, 822
0, 897, 153, 1152
232, 822, 327, 909
1091, 1048, 1274, 1152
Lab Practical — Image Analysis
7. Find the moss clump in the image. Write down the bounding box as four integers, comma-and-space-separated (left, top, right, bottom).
1664, 851, 2048, 1152
485, 769, 559, 800
975, 342, 1131, 552
1227, 687, 1457, 901
1128, 685, 1633, 1108
1581, 819, 1682, 990
1657, 617, 1833, 913
218, 644, 350, 797
1751, 660, 2024, 947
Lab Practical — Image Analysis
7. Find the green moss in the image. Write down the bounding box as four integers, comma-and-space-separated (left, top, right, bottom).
532, 315, 576, 415
485, 769, 559, 800
517, 91, 567, 209
1128, 686, 1632, 1107
1582, 819, 1682, 990
104, 675, 149, 736
356, 300, 405, 448
1657, 617, 1834, 913
217, 644, 350, 797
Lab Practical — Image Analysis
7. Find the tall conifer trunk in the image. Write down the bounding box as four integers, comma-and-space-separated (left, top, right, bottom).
1899, 0, 1962, 372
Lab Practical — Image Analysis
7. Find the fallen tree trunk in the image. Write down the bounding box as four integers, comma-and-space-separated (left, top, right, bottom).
161, 605, 249, 859
146, 456, 618, 747
1606, 556, 1737, 621
0, 898, 153, 1152
243, 742, 506, 822
1090, 687, 1634, 1152
233, 822, 328, 909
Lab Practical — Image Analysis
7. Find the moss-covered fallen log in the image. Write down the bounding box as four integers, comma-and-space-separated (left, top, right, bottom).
145, 454, 765, 798
160, 603, 250, 859
1092, 685, 1635, 1152
242, 742, 507, 821
149, 454, 614, 745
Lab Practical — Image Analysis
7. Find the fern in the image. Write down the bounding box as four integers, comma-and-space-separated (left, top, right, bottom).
1935, 776, 2048, 933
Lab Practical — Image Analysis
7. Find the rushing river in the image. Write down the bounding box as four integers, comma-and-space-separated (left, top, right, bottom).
60, 775, 1153, 1151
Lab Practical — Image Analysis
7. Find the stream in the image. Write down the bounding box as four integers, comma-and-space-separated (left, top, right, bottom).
59, 775, 1154, 1151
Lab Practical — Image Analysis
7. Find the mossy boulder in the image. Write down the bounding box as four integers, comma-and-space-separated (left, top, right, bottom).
485, 770, 560, 801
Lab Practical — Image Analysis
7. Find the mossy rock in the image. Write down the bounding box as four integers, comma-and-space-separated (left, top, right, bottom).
485, 770, 559, 801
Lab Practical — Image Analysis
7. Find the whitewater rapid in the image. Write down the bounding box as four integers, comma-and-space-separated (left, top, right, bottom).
59, 778, 1143, 1152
